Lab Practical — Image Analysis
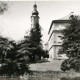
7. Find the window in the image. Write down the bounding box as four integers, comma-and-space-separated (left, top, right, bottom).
57, 36, 62, 43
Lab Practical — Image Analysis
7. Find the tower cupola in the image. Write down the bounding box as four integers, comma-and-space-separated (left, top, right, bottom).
32, 3, 39, 16
33, 3, 37, 11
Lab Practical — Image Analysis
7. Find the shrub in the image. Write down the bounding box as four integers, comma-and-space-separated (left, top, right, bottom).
61, 58, 80, 72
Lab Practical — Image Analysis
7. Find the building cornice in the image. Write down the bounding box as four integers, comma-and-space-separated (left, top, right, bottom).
48, 20, 70, 34
49, 44, 61, 51
48, 30, 62, 41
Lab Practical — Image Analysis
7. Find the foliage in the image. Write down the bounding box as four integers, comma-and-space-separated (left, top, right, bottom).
29, 23, 46, 61
17, 23, 46, 62
61, 58, 80, 72
61, 59, 70, 71
43, 50, 49, 58
59, 15, 80, 71
0, 1, 46, 76
18, 23, 46, 62
0, 20, 46, 76
0, 2, 8, 14
17, 36, 33, 62
59, 15, 80, 57
29, 23, 42, 47
0, 37, 29, 76
0, 36, 11, 61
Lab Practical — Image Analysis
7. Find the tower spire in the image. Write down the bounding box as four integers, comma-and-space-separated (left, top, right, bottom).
32, 2, 39, 16
33, 2, 37, 11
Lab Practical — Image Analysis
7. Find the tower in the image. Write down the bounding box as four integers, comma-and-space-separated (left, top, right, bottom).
31, 3, 39, 28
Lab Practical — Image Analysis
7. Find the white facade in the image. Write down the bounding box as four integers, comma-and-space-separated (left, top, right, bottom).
48, 15, 72, 60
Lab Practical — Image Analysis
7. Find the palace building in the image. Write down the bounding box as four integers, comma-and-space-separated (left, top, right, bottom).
48, 13, 74, 60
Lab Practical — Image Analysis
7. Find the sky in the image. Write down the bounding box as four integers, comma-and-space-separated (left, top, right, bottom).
0, 1, 80, 43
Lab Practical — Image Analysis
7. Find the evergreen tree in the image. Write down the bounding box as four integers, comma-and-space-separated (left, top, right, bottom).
17, 36, 31, 63
59, 15, 80, 58
29, 23, 42, 47
29, 23, 44, 61
0, 38, 29, 76
59, 15, 80, 71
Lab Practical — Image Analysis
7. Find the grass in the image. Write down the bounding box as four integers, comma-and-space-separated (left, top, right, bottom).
0, 59, 80, 80
29, 59, 63, 71
29, 59, 80, 80
28, 70, 80, 80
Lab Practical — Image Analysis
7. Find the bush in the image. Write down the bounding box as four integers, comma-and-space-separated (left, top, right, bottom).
43, 54, 49, 58
61, 59, 70, 71
61, 58, 80, 72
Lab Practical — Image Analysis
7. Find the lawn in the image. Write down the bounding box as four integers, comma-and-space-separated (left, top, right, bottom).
28, 70, 80, 80
0, 60, 80, 80
29, 59, 63, 71
28, 59, 80, 80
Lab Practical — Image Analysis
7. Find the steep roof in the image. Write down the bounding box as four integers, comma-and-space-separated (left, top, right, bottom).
58, 14, 71, 20
48, 13, 74, 34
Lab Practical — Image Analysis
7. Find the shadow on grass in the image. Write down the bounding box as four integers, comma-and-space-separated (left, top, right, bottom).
35, 59, 50, 63
30, 58, 50, 64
